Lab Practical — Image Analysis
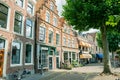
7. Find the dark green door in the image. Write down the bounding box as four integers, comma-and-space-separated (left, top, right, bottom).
49, 57, 53, 69
56, 57, 59, 68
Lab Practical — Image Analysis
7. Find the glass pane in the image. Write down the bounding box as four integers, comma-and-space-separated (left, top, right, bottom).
26, 25, 32, 37
0, 39, 5, 49
39, 27, 45, 41
25, 44, 32, 63
26, 19, 32, 26
0, 13, 7, 28
12, 41, 21, 64
15, 13, 22, 21
27, 3, 33, 14
16, 0, 23, 7
0, 4, 8, 14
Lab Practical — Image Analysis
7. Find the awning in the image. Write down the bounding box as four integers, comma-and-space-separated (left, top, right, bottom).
96, 53, 103, 58
80, 54, 92, 58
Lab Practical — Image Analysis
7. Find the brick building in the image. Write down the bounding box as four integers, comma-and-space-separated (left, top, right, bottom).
0, 0, 36, 78
35, 0, 61, 72
60, 18, 79, 64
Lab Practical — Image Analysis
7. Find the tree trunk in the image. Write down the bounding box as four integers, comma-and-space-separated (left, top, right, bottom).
100, 26, 112, 74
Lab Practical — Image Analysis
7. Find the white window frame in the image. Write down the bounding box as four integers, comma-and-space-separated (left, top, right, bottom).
46, 11, 50, 23
25, 43, 33, 65
0, 3, 10, 31
27, 2, 34, 15
39, 26, 46, 42
48, 30, 53, 44
26, 18, 34, 39
11, 40, 23, 67
13, 11, 24, 36
53, 16, 57, 26
16, 0, 24, 8
50, 2, 54, 11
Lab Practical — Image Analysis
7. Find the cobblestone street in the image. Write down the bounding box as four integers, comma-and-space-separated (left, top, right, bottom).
21, 63, 120, 80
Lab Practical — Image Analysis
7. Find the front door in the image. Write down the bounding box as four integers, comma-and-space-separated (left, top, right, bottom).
56, 57, 59, 68
49, 57, 53, 69
0, 49, 4, 77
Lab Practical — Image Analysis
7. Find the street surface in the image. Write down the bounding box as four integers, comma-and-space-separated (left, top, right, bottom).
22, 63, 120, 80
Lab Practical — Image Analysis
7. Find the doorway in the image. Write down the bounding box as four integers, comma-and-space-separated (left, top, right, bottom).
0, 49, 4, 77
56, 57, 59, 68
49, 57, 53, 69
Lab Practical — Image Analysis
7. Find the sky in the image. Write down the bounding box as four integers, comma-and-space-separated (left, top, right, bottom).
56, 0, 66, 16
56, 0, 99, 33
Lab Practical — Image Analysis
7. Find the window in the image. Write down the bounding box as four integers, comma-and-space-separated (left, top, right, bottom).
11, 41, 21, 65
63, 38, 66, 45
72, 53, 75, 60
26, 19, 33, 38
56, 33, 60, 45
25, 44, 32, 64
39, 48, 48, 68
46, 12, 50, 23
0, 39, 5, 49
14, 12, 23, 34
0, 4, 8, 29
49, 30, 53, 43
16, 0, 24, 7
39, 27, 46, 41
27, 2, 33, 14
50, 2, 54, 11
53, 17, 57, 26
68, 39, 71, 47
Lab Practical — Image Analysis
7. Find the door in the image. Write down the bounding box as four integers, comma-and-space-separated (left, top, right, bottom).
0, 49, 4, 77
49, 57, 53, 69
56, 57, 59, 68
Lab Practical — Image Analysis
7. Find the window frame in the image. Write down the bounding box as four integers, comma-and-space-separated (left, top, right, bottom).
46, 11, 50, 23
53, 16, 57, 26
26, 19, 33, 38
11, 41, 22, 67
16, 0, 24, 8
27, 2, 34, 15
48, 30, 53, 44
56, 33, 60, 45
25, 43, 33, 65
50, 2, 54, 11
14, 12, 23, 35
0, 3, 9, 30
39, 26, 46, 42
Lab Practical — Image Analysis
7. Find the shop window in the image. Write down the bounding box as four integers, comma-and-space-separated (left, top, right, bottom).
0, 4, 8, 29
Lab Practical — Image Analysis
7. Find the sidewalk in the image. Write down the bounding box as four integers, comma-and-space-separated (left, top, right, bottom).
21, 71, 54, 80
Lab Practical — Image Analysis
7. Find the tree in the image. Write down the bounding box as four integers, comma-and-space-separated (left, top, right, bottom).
96, 31, 120, 57
62, 0, 120, 74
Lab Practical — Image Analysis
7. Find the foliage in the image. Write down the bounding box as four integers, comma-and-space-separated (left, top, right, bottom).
96, 31, 120, 52
71, 60, 79, 67
62, 0, 120, 74
63, 60, 72, 70
62, 0, 120, 31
